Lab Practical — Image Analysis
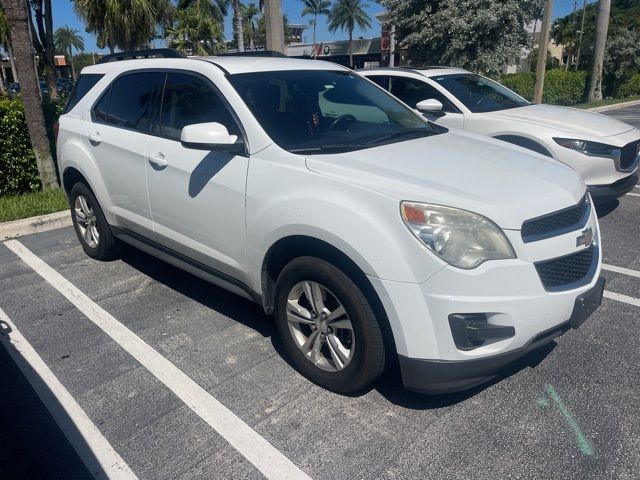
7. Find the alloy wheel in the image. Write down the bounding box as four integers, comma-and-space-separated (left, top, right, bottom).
74, 195, 99, 248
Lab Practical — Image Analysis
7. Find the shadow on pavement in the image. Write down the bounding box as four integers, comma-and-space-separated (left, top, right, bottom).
119, 245, 558, 410
0, 332, 95, 480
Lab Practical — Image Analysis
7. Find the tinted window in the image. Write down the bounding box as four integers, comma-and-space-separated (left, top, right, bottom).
367, 75, 389, 90
63, 74, 103, 113
432, 73, 529, 113
93, 86, 111, 123
97, 72, 164, 132
159, 72, 239, 141
390, 77, 458, 113
229, 70, 443, 154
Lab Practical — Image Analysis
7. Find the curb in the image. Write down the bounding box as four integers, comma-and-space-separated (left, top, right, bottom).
587, 99, 640, 113
0, 210, 72, 241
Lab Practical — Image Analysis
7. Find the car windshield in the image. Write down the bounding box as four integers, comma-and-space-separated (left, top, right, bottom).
228, 69, 445, 153
432, 73, 529, 113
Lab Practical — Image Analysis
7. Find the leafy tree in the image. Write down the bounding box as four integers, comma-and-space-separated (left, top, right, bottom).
328, 0, 371, 68
2, 0, 58, 189
73, 0, 173, 52
301, 0, 331, 57
54, 26, 84, 80
379, 0, 543, 77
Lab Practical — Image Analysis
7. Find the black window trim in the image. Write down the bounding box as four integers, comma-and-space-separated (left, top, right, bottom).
89, 68, 249, 155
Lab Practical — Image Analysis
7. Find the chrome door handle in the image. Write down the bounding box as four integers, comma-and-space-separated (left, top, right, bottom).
88, 132, 101, 145
148, 152, 168, 168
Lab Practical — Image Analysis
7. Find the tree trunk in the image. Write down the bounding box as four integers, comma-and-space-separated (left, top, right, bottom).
3, 0, 59, 189
588, 0, 611, 102
29, 0, 58, 99
8, 37, 19, 82
534, 0, 553, 104
69, 47, 76, 80
234, 0, 244, 52
575, 0, 588, 70
348, 29, 353, 68
0, 63, 6, 94
313, 15, 317, 59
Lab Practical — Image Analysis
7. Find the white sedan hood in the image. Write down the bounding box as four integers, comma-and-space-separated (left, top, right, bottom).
306, 131, 586, 230
487, 104, 634, 137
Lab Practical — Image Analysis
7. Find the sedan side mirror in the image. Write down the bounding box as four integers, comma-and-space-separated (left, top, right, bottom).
181, 122, 243, 152
416, 98, 444, 113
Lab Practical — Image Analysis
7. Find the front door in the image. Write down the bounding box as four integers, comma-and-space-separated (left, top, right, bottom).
144, 71, 249, 281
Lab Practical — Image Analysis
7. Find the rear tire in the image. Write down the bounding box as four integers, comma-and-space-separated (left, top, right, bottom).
274, 256, 385, 393
69, 183, 120, 260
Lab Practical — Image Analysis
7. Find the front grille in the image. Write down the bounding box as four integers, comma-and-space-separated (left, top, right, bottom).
521, 194, 589, 243
620, 140, 640, 170
534, 246, 596, 291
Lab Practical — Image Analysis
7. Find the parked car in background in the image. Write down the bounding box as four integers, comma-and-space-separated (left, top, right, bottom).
360, 67, 640, 203
56, 51, 604, 395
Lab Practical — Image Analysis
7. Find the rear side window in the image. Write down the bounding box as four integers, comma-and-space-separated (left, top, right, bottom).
159, 72, 240, 141
93, 72, 164, 133
63, 74, 103, 113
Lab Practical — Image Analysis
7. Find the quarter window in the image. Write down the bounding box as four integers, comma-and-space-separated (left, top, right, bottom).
159, 72, 239, 141
63, 73, 103, 113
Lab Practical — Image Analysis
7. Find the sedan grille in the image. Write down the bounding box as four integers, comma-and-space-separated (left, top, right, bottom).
521, 194, 589, 243
620, 139, 640, 171
534, 246, 597, 291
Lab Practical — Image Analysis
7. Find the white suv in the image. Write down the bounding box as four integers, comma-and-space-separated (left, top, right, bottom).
360, 67, 640, 203
56, 50, 605, 394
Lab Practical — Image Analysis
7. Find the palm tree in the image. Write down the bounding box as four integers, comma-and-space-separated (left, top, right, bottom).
54, 26, 84, 80
328, 0, 371, 68
2, 0, 59, 188
232, 0, 244, 52
74, 0, 172, 52
167, 3, 225, 55
242, 3, 259, 51
588, 0, 611, 101
301, 0, 330, 58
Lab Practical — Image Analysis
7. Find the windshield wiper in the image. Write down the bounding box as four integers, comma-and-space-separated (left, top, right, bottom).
289, 144, 370, 154
366, 127, 436, 145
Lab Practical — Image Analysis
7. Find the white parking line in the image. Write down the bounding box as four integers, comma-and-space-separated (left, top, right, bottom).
602, 263, 640, 279
0, 307, 137, 480
604, 291, 640, 307
4, 240, 311, 480
627, 193, 640, 197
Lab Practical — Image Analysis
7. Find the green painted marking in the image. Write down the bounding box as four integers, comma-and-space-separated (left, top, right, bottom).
545, 383, 594, 456
537, 397, 549, 407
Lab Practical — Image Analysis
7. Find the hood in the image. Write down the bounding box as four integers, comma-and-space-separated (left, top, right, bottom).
487, 104, 634, 137
305, 131, 586, 230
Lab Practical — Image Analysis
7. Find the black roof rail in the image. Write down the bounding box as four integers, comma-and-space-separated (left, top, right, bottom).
97, 48, 185, 64
214, 50, 286, 58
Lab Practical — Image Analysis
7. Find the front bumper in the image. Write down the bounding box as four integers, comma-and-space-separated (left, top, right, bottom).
399, 276, 605, 394
588, 171, 639, 202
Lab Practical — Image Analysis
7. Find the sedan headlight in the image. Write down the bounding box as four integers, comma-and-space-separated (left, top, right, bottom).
400, 202, 516, 269
553, 137, 621, 159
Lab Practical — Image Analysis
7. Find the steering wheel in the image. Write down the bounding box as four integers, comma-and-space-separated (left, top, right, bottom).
327, 114, 357, 132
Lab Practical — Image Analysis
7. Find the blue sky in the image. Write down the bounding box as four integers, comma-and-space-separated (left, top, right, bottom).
53, 0, 594, 53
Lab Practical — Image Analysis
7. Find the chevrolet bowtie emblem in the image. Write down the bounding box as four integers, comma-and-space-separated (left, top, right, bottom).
576, 227, 594, 248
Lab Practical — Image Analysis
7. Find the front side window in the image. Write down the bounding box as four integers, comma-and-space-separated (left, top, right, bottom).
159, 72, 240, 141
389, 77, 459, 113
93, 72, 164, 132
432, 73, 529, 113
229, 70, 444, 154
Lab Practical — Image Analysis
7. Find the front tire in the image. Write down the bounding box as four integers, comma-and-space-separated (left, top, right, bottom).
69, 183, 120, 260
274, 256, 385, 393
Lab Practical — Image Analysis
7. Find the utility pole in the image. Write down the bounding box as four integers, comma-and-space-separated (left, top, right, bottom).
588, 0, 611, 101
264, 0, 285, 54
533, 0, 553, 104
575, 0, 588, 70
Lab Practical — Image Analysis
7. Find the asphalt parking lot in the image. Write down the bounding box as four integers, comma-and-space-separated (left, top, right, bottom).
1, 109, 639, 480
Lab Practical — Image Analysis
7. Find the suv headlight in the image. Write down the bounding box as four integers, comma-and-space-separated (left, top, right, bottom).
400, 202, 516, 269
553, 138, 621, 159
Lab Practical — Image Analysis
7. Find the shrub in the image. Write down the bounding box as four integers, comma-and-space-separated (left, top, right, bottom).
619, 73, 640, 97
501, 72, 535, 101
0, 96, 40, 197
501, 69, 587, 105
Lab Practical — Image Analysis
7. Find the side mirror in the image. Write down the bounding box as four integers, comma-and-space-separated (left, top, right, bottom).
181, 122, 243, 152
416, 98, 444, 113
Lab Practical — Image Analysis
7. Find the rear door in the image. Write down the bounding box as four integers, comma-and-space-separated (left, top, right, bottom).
87, 71, 165, 234
144, 71, 249, 281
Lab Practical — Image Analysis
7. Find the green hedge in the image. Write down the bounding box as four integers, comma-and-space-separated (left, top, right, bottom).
0, 96, 41, 197
619, 73, 640, 97
501, 69, 588, 106
0, 95, 65, 197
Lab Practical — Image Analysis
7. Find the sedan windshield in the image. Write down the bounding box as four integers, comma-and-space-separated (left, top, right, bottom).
228, 70, 444, 153
432, 73, 529, 113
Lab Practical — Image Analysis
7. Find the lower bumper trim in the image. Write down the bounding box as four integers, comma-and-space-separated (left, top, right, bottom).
588, 172, 638, 202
